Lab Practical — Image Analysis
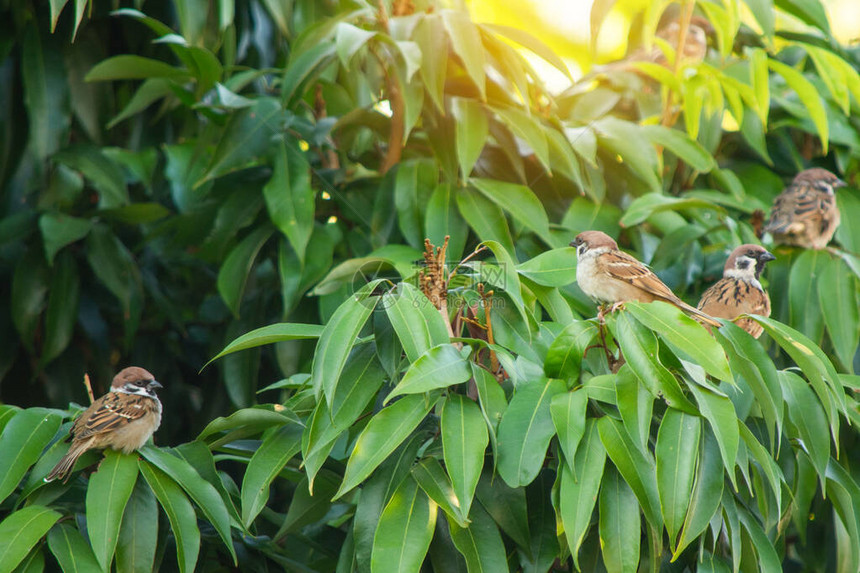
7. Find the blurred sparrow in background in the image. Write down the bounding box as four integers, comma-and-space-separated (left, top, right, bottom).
764, 168, 845, 249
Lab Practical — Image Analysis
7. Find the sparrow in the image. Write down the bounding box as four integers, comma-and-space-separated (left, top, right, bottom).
45, 367, 163, 482
697, 244, 775, 338
763, 168, 845, 249
571, 231, 720, 326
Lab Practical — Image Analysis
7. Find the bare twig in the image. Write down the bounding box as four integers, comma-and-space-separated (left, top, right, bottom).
83, 373, 94, 404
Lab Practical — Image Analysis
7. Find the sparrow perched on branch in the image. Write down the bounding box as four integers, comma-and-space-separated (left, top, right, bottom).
763, 168, 845, 249
45, 367, 163, 482
571, 231, 720, 326
697, 244, 775, 338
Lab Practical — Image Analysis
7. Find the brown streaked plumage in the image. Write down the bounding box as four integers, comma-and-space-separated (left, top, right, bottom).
571, 230, 720, 326
45, 367, 163, 482
697, 244, 775, 338
764, 168, 845, 249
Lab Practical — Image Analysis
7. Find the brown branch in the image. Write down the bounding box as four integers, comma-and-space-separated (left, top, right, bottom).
83, 373, 94, 404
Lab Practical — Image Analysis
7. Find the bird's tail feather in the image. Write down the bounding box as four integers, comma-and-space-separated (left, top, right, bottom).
44, 443, 87, 483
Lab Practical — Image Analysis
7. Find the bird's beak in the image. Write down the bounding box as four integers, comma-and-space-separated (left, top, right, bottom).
835, 178, 848, 188
760, 252, 776, 262
569, 241, 576, 248
148, 380, 163, 389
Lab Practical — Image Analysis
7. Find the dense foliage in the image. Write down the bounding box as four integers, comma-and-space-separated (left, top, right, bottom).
0, 0, 858, 571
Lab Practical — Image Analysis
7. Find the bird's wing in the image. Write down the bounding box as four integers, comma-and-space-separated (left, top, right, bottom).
73, 392, 154, 440
600, 249, 682, 303
765, 184, 827, 234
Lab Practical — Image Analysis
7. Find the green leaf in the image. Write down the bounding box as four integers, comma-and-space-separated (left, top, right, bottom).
544, 320, 597, 382
108, 78, 173, 128
482, 23, 571, 80
138, 446, 236, 563
592, 117, 660, 193
217, 226, 274, 317
472, 364, 506, 465
497, 377, 565, 487
715, 322, 783, 445
448, 502, 508, 572
54, 146, 128, 208
383, 282, 450, 363
674, 429, 724, 557
241, 423, 303, 527
752, 316, 842, 446
201, 98, 285, 184
789, 249, 827, 343
441, 394, 488, 520
48, 523, 102, 573
198, 406, 298, 442
597, 417, 662, 529
559, 420, 605, 569
336, 394, 438, 498
22, 23, 70, 163
116, 479, 159, 573
639, 125, 716, 172
781, 371, 830, 485
0, 506, 61, 572
768, 59, 829, 154
491, 106, 551, 174
480, 240, 532, 331
282, 41, 336, 105
516, 247, 577, 287
455, 187, 515, 255
599, 467, 641, 573
0, 408, 61, 504
656, 410, 700, 544
312, 280, 381, 403
737, 507, 782, 571
551, 390, 587, 474
626, 302, 732, 382
441, 10, 485, 98
619, 193, 725, 228
386, 344, 472, 402
615, 364, 654, 452
610, 311, 698, 413
415, 15, 448, 112
263, 138, 314, 264
738, 424, 783, 513
743, 0, 775, 37
835, 190, 860, 255
687, 384, 739, 489
139, 461, 200, 573
38, 213, 92, 265
475, 470, 530, 548
371, 476, 436, 573
329, 342, 386, 430
335, 22, 376, 69
87, 450, 139, 571
817, 255, 859, 372
412, 458, 468, 527
394, 160, 436, 249
207, 323, 323, 366
276, 471, 339, 538
425, 183, 468, 262
452, 98, 488, 178
775, 0, 831, 33
86, 55, 191, 81
40, 252, 79, 367
85, 225, 141, 321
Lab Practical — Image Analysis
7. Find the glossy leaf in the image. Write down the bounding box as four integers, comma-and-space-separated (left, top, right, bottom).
87, 450, 139, 571
329, 342, 386, 430
336, 394, 438, 498
217, 226, 274, 317
475, 470, 530, 549
453, 98, 488, 177
0, 408, 61, 504
620, 193, 724, 228
781, 371, 830, 484
544, 320, 597, 381
656, 409, 700, 543
817, 254, 859, 371
425, 183, 468, 262
86, 55, 191, 81
207, 323, 323, 365
688, 384, 739, 489
597, 416, 662, 529
116, 479, 159, 573
497, 377, 565, 487
441, 10, 485, 98
371, 476, 436, 573
263, 138, 314, 264
559, 421, 605, 569
38, 213, 92, 265
241, 423, 303, 526
441, 394, 488, 520
383, 282, 450, 363
139, 461, 200, 573
599, 467, 641, 573
312, 280, 381, 403
626, 302, 732, 382
386, 344, 471, 402
470, 178, 551, 244
448, 502, 508, 573
674, 429, 724, 557
412, 457, 468, 527
138, 446, 236, 562
455, 187, 515, 255
516, 247, 577, 287
0, 506, 61, 572
48, 523, 102, 573
788, 249, 827, 342
550, 390, 587, 473
768, 59, 829, 154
